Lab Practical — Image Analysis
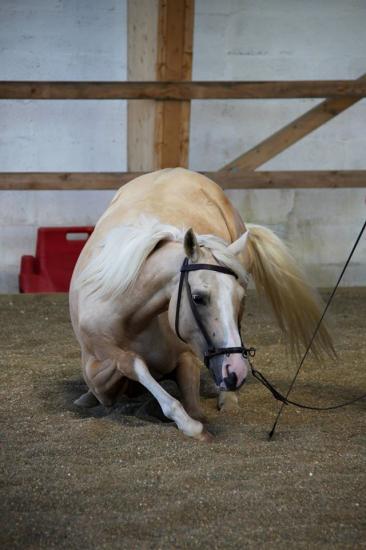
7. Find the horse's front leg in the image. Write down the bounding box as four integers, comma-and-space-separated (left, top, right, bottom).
132, 356, 212, 441
88, 344, 212, 441
175, 352, 207, 423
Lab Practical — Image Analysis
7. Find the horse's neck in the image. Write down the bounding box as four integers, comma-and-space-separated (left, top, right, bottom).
123, 242, 183, 331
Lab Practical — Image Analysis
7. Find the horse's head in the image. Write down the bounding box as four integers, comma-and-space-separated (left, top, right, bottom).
169, 228, 251, 392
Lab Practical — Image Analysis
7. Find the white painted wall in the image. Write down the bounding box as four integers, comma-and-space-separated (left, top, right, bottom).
0, 0, 365, 291
0, 0, 126, 291
190, 0, 366, 286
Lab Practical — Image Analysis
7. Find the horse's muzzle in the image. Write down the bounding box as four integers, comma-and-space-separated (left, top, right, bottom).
206, 350, 250, 391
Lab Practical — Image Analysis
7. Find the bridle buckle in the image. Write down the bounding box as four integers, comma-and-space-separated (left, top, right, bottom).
247, 347, 256, 358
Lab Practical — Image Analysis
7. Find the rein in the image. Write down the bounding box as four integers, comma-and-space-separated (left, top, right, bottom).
267, 217, 366, 438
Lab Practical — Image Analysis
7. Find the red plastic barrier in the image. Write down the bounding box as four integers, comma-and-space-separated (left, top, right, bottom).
19, 226, 94, 293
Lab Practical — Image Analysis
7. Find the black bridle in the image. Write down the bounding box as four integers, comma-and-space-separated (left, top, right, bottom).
175, 257, 255, 390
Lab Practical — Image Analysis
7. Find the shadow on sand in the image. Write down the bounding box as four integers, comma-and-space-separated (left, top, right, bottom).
57, 377, 178, 423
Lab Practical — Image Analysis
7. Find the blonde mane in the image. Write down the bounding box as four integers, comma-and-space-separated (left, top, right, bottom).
77, 216, 249, 300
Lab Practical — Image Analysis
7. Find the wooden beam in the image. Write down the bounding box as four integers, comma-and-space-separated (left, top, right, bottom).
155, 0, 194, 168
220, 74, 366, 172
1, 171, 365, 190
1, 80, 366, 100
0, 173, 141, 190
127, 0, 194, 170
127, 0, 159, 171
212, 170, 366, 190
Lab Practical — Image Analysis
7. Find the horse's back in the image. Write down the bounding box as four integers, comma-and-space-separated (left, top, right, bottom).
72, 168, 245, 279
97, 168, 243, 239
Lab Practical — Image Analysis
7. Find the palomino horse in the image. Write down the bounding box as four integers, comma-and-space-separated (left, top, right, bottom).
70, 168, 333, 441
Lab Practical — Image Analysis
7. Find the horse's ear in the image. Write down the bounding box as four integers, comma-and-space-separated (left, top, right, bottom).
184, 228, 200, 262
228, 229, 250, 256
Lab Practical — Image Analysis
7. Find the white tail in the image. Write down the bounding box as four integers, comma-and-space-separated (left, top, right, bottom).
246, 224, 335, 358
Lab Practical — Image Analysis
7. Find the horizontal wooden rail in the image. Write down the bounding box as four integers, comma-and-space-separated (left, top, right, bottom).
1, 81, 366, 100
219, 75, 366, 173
0, 171, 365, 190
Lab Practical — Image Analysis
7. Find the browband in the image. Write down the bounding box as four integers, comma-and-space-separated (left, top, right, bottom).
180, 262, 238, 278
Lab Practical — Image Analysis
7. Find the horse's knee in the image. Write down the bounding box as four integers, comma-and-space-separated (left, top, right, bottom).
178, 350, 197, 364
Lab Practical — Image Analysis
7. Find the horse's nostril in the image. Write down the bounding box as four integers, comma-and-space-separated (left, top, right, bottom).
224, 371, 238, 391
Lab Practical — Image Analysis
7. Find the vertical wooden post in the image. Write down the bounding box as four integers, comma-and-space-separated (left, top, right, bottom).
127, 0, 194, 170
155, 0, 194, 168
127, 0, 159, 171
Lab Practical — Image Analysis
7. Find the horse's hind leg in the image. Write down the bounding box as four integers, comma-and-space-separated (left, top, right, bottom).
74, 351, 102, 407
79, 354, 129, 407
79, 345, 212, 440
74, 390, 99, 408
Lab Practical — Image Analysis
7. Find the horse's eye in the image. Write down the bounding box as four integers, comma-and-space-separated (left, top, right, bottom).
192, 294, 207, 306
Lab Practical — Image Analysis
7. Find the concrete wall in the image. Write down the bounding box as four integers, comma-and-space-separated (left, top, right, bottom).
1, 0, 365, 291
190, 0, 366, 287
0, 0, 127, 291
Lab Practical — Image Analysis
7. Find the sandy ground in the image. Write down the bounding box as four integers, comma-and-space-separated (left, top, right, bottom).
0, 290, 365, 549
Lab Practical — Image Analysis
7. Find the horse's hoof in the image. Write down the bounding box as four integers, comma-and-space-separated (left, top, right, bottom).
74, 391, 99, 408
195, 428, 214, 443
217, 392, 239, 414
219, 403, 239, 414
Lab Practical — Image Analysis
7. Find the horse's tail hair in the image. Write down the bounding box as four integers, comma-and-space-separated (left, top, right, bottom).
246, 224, 335, 358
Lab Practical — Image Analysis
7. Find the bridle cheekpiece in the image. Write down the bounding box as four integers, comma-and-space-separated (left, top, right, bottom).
174, 257, 255, 390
